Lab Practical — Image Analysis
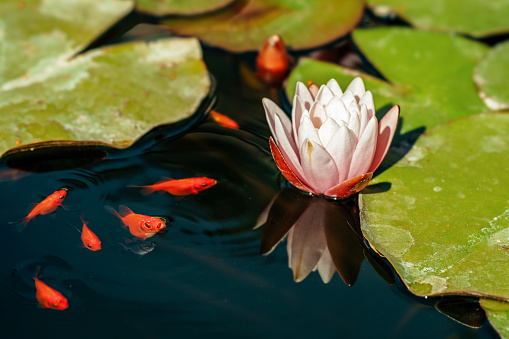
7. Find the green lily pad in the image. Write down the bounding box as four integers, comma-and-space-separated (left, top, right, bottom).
0, 0, 133, 84
287, 28, 489, 135
368, 0, 509, 37
474, 41, 509, 111
160, 0, 364, 52
360, 114, 509, 300
134, 0, 235, 16
481, 299, 509, 338
0, 0, 210, 156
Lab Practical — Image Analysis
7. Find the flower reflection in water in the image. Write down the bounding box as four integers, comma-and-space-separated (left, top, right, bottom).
256, 189, 394, 286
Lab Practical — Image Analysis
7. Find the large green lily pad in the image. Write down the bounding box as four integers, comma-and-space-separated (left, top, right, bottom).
360, 114, 509, 300
160, 0, 365, 52
0, 0, 210, 156
286, 28, 489, 135
474, 41, 509, 111
0, 0, 133, 84
481, 299, 509, 339
368, 0, 509, 37
134, 0, 235, 16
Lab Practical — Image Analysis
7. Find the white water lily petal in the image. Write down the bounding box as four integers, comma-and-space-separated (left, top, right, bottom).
359, 104, 369, 137
326, 79, 343, 97
300, 139, 339, 193
263, 98, 292, 144
368, 104, 400, 173
340, 90, 356, 108
359, 90, 375, 119
325, 125, 356, 182
348, 101, 360, 117
309, 101, 327, 128
292, 95, 307, 142
349, 117, 378, 178
273, 113, 306, 178
298, 115, 321, 148
345, 77, 365, 100
296, 82, 314, 111
318, 117, 340, 147
325, 96, 350, 123
348, 110, 360, 138
315, 84, 334, 105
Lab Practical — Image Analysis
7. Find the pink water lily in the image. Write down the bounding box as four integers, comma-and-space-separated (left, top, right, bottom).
263, 77, 400, 199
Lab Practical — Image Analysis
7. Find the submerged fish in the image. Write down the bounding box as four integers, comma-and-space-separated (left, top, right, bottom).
210, 110, 239, 129
131, 177, 217, 196
119, 240, 156, 256
34, 267, 68, 310
14, 188, 68, 228
107, 205, 166, 240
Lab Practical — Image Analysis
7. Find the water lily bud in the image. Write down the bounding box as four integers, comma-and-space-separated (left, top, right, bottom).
256, 35, 290, 85
263, 77, 400, 199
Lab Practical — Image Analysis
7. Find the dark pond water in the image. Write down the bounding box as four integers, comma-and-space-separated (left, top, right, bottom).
0, 26, 499, 339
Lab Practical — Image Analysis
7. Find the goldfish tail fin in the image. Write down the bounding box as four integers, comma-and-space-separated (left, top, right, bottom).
128, 185, 154, 196
104, 205, 121, 220
9, 217, 30, 232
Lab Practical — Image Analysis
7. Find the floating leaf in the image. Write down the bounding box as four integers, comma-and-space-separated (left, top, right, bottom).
0, 0, 210, 156
287, 28, 489, 134
160, 0, 365, 52
134, 0, 236, 16
0, 0, 133, 84
481, 299, 509, 338
474, 41, 509, 111
368, 0, 509, 37
360, 114, 509, 300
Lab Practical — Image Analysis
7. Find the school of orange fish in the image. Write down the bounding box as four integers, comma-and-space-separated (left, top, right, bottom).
16, 176, 218, 310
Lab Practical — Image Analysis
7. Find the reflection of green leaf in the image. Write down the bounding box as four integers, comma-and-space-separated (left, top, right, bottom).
368, 0, 509, 37
135, 0, 235, 16
360, 114, 509, 300
474, 41, 509, 111
0, 0, 210, 156
286, 28, 489, 134
481, 299, 509, 338
161, 0, 364, 52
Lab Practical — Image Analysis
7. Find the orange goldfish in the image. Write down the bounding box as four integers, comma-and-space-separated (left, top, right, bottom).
107, 205, 166, 239
131, 177, 217, 196
78, 216, 101, 251
34, 267, 68, 310
15, 189, 68, 227
210, 110, 239, 129
256, 35, 290, 85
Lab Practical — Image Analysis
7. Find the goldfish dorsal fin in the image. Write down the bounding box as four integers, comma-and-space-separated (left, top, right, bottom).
118, 205, 134, 217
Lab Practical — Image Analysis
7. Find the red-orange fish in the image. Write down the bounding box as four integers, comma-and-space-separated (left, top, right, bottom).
210, 110, 239, 129
15, 189, 67, 227
107, 205, 166, 239
79, 216, 101, 251
34, 267, 68, 310
256, 35, 290, 85
132, 177, 217, 196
